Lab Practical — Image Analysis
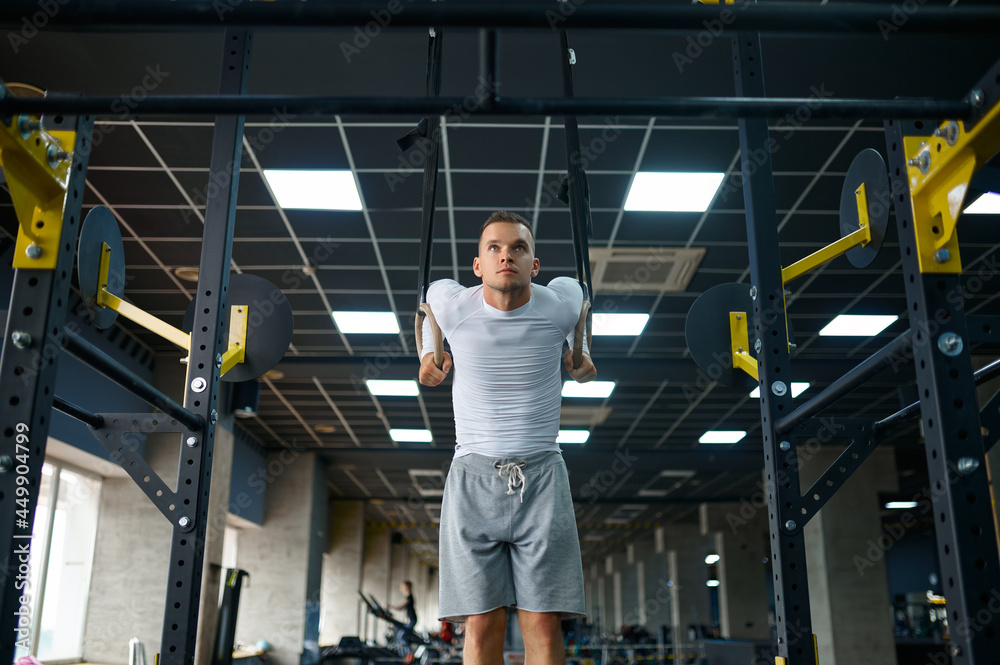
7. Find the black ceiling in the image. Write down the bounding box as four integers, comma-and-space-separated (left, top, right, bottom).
2, 1, 999, 560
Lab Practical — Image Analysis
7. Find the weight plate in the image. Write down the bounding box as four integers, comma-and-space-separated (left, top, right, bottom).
77, 206, 125, 329
685, 282, 758, 390
183, 273, 293, 383
840, 148, 891, 269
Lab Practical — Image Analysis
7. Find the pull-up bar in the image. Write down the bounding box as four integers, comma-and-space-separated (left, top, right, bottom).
61, 329, 203, 432
0, 95, 975, 119
0, 1, 998, 35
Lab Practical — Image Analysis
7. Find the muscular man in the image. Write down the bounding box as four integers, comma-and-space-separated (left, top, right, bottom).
419, 211, 596, 665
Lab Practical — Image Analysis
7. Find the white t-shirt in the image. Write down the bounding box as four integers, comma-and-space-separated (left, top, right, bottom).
420, 277, 587, 458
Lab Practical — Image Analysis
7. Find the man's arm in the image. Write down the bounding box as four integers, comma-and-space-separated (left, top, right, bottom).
545, 278, 596, 382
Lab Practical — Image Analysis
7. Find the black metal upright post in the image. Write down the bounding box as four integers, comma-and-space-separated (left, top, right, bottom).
158, 29, 251, 663
0, 113, 93, 661
732, 26, 817, 665
883, 112, 1000, 665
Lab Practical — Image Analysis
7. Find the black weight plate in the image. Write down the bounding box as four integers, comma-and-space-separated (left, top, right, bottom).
685, 282, 758, 390
183, 274, 293, 383
840, 148, 890, 269
77, 206, 125, 329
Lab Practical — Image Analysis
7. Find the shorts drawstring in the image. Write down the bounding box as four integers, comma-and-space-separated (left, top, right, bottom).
495, 461, 527, 503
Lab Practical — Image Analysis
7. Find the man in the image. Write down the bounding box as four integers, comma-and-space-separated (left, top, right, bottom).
391, 580, 418, 630
419, 211, 596, 665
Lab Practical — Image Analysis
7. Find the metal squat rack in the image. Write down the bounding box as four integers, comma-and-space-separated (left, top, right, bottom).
0, 3, 999, 664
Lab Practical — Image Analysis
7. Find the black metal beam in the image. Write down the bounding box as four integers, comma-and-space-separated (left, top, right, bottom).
0, 95, 973, 120
61, 328, 203, 431
0, 113, 93, 665
0, 1, 998, 34
775, 331, 914, 434
874, 357, 1000, 435
157, 29, 252, 663
52, 395, 105, 429
733, 24, 816, 665
885, 106, 1000, 663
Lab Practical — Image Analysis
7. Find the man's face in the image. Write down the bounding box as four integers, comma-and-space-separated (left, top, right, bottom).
473, 222, 539, 294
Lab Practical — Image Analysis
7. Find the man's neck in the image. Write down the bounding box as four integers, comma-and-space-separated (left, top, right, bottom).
483, 284, 531, 311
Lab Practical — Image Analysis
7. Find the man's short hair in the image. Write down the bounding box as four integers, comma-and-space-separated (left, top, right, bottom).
479, 211, 535, 252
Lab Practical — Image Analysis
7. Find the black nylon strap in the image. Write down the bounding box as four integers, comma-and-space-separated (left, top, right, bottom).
402, 28, 444, 306
558, 30, 594, 303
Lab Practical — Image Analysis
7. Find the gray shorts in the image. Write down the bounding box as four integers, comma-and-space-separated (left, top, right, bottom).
438, 450, 586, 622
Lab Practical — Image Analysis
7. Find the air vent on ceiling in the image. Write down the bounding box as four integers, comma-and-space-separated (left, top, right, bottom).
409, 470, 445, 497
589, 247, 705, 293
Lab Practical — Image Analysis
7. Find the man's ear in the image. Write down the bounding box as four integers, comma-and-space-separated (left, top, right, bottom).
530, 258, 540, 277
473, 256, 483, 277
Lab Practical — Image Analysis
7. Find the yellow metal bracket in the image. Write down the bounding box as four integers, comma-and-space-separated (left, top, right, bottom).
905, 99, 1000, 274
220, 305, 248, 376
730, 311, 759, 381
95, 242, 191, 350
781, 183, 872, 285
0, 114, 74, 270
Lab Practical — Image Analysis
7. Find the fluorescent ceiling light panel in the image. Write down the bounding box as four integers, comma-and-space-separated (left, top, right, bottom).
624, 172, 726, 212
963, 192, 1000, 214
705, 554, 720, 564
367, 380, 419, 396
818, 314, 898, 337
706, 580, 721, 587
390, 429, 433, 443
562, 381, 616, 398
751, 382, 810, 398
332, 311, 400, 334
699, 430, 746, 444
263, 169, 362, 210
592, 313, 650, 336
557, 430, 591, 444
885, 501, 919, 509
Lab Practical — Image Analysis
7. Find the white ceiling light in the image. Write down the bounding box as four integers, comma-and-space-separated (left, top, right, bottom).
706, 579, 721, 587
592, 313, 650, 336
332, 311, 400, 334
624, 172, 726, 212
262, 169, 363, 210
963, 192, 1000, 214
750, 382, 810, 398
557, 430, 590, 444
699, 430, 746, 444
884, 501, 919, 509
705, 554, 720, 564
818, 314, 898, 337
562, 381, 616, 398
366, 380, 419, 396
390, 429, 433, 443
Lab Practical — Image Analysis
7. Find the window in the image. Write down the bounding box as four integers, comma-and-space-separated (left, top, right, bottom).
16, 463, 102, 661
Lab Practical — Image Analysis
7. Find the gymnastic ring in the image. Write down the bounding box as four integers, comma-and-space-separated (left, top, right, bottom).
572, 300, 592, 370
415, 302, 444, 369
